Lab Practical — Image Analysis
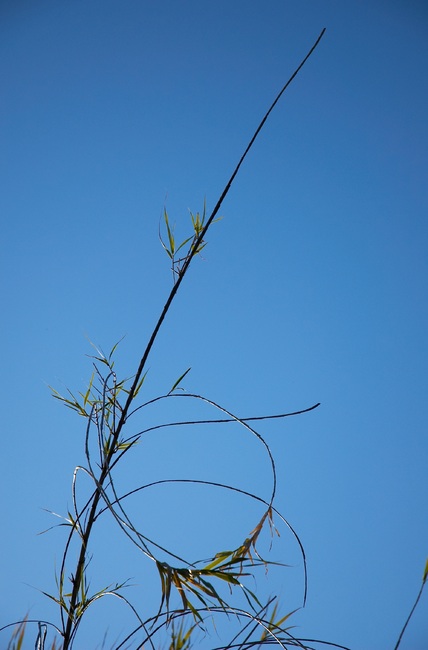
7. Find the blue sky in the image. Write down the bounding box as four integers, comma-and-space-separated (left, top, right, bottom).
1, 1, 427, 648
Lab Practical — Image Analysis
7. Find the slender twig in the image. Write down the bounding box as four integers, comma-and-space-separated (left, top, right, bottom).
393, 570, 427, 650
125, 400, 321, 440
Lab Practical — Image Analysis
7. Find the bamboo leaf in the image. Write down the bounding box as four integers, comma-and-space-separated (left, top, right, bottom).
175, 235, 194, 254
82, 373, 94, 407
204, 550, 234, 571
116, 440, 137, 451
169, 619, 197, 650
86, 339, 111, 365
162, 245, 173, 259
164, 208, 175, 255
192, 241, 207, 255
260, 603, 297, 641
108, 335, 125, 362
170, 367, 191, 393
133, 370, 148, 398
16, 623, 25, 650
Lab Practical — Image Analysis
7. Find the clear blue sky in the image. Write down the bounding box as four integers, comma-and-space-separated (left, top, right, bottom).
1, 1, 427, 649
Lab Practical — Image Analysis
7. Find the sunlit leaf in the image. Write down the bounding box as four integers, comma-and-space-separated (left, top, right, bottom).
204, 550, 234, 571
175, 235, 194, 254
164, 208, 175, 255
133, 370, 148, 398
82, 373, 94, 407
170, 367, 191, 393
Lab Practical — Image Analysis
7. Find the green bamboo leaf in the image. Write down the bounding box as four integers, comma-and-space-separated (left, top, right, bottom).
161, 245, 173, 259
184, 598, 204, 622
190, 200, 207, 234
169, 619, 197, 650
51, 392, 88, 417
170, 367, 191, 393
7, 618, 27, 650
49, 385, 62, 398
204, 550, 234, 571
178, 579, 209, 610
157, 561, 173, 614
16, 622, 25, 650
201, 574, 238, 598
82, 373, 94, 407
271, 608, 297, 630
260, 603, 297, 640
190, 211, 202, 234
39, 590, 66, 608
86, 339, 111, 365
133, 370, 148, 398
241, 584, 263, 610
193, 241, 207, 255
108, 335, 125, 362
116, 435, 139, 453
204, 571, 241, 586
164, 208, 175, 255
175, 235, 194, 254
66, 511, 76, 528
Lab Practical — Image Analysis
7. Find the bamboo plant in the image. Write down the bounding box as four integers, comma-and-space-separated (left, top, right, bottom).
2, 27, 425, 650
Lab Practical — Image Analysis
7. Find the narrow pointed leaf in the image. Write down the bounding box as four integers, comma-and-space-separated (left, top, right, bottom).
170, 367, 191, 393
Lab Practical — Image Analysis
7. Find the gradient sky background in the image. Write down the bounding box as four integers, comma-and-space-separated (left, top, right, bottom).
1, 1, 428, 649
